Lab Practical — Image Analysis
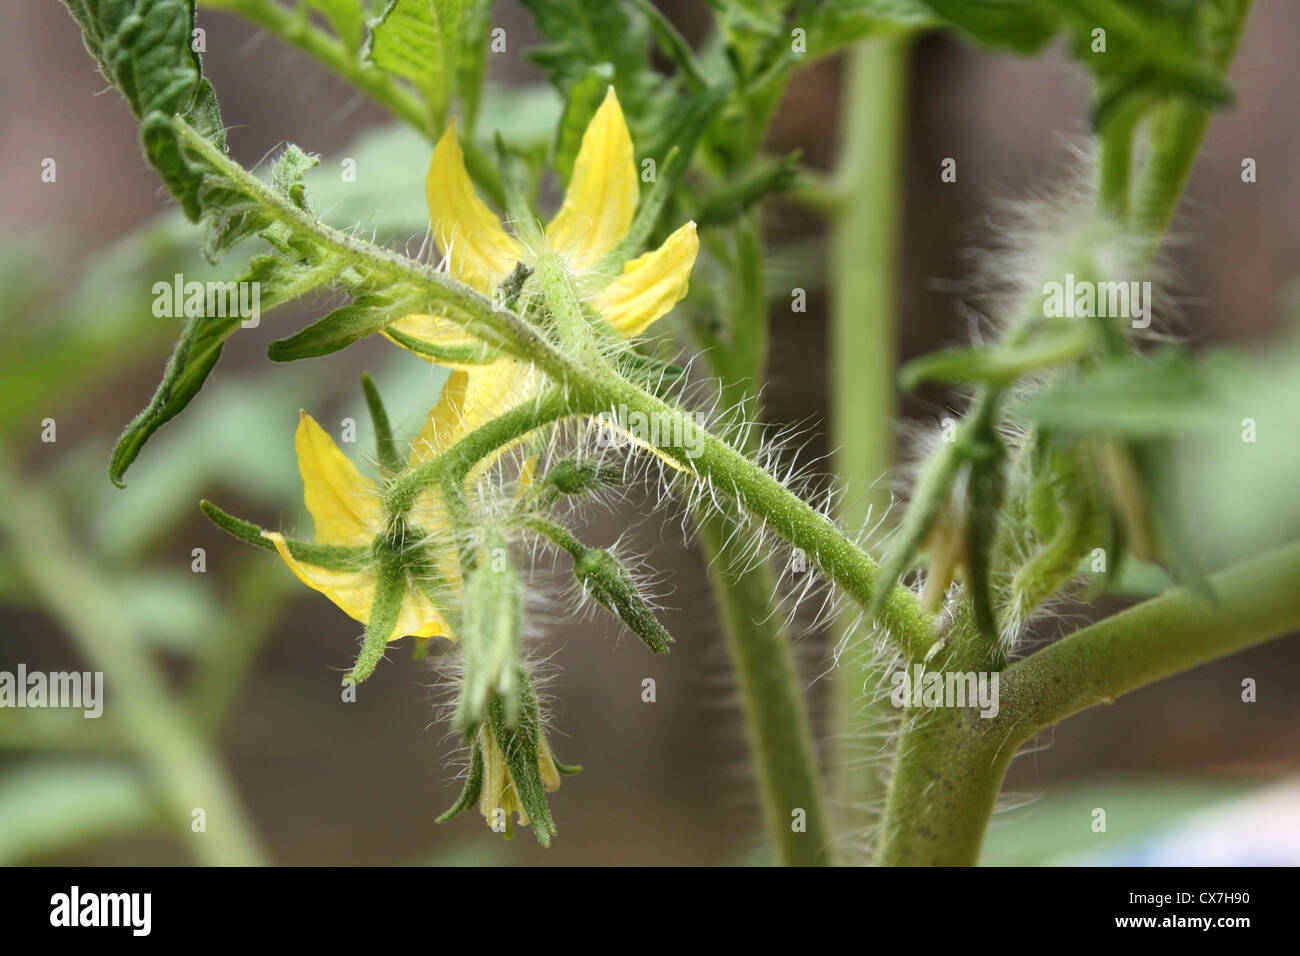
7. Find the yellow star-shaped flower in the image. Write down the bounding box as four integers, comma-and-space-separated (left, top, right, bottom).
220, 370, 475, 647
385, 86, 699, 422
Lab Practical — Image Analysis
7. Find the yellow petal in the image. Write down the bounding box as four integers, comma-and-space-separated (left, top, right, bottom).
410, 369, 470, 466
394, 583, 456, 641
592, 221, 698, 338
295, 412, 381, 546
546, 87, 637, 270
427, 120, 522, 293
265, 533, 449, 639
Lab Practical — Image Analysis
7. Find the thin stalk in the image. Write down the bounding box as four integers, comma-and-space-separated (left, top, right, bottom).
693, 214, 832, 866
696, 512, 832, 864
0, 464, 267, 866
1130, 0, 1254, 235
827, 35, 912, 835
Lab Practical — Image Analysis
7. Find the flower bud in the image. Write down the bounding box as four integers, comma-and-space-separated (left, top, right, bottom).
574, 548, 673, 654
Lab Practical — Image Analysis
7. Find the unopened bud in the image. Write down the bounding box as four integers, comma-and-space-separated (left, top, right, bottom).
574, 549, 672, 654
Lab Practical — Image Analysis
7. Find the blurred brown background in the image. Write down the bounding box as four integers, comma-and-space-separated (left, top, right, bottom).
1, 1, 1297, 865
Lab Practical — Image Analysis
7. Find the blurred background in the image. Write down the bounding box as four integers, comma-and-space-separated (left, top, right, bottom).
1, 0, 1297, 865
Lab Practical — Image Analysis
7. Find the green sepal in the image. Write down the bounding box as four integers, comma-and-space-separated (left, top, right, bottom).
346, 558, 406, 685
199, 500, 371, 569
361, 372, 402, 474
487, 681, 556, 847
868, 436, 965, 620
436, 741, 485, 824
616, 349, 688, 393
494, 132, 542, 229
495, 262, 534, 313
539, 459, 625, 497
382, 324, 502, 365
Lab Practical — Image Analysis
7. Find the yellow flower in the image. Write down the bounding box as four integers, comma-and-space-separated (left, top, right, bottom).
385, 86, 699, 418
262, 371, 474, 643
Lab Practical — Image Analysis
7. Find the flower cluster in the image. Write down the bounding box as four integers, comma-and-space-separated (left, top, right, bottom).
204, 88, 697, 842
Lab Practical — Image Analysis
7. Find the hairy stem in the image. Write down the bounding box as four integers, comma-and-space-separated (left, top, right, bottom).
692, 215, 832, 866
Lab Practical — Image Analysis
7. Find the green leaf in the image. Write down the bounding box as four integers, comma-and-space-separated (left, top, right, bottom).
61, 0, 225, 219
109, 252, 348, 486
361, 372, 403, 473
271, 144, 320, 211
517, 0, 660, 122
456, 0, 496, 129
268, 295, 411, 362
626, 0, 709, 91
916, 0, 1060, 53
1046, 0, 1234, 125
1010, 348, 1229, 438
804, 0, 939, 59
367, 0, 466, 122
307, 0, 369, 54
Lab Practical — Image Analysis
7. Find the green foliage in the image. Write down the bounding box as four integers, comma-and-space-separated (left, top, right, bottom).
366, 0, 482, 125
1011, 347, 1230, 437
62, 0, 224, 219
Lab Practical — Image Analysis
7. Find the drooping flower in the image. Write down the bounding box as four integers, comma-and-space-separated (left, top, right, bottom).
385, 86, 699, 418
202, 371, 476, 674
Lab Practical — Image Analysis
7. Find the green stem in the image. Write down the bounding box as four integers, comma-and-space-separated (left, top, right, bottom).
0, 464, 267, 866
879, 539, 1300, 865
993, 538, 1300, 740
827, 35, 912, 834
1130, 0, 1254, 235
696, 512, 832, 865
691, 213, 832, 866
